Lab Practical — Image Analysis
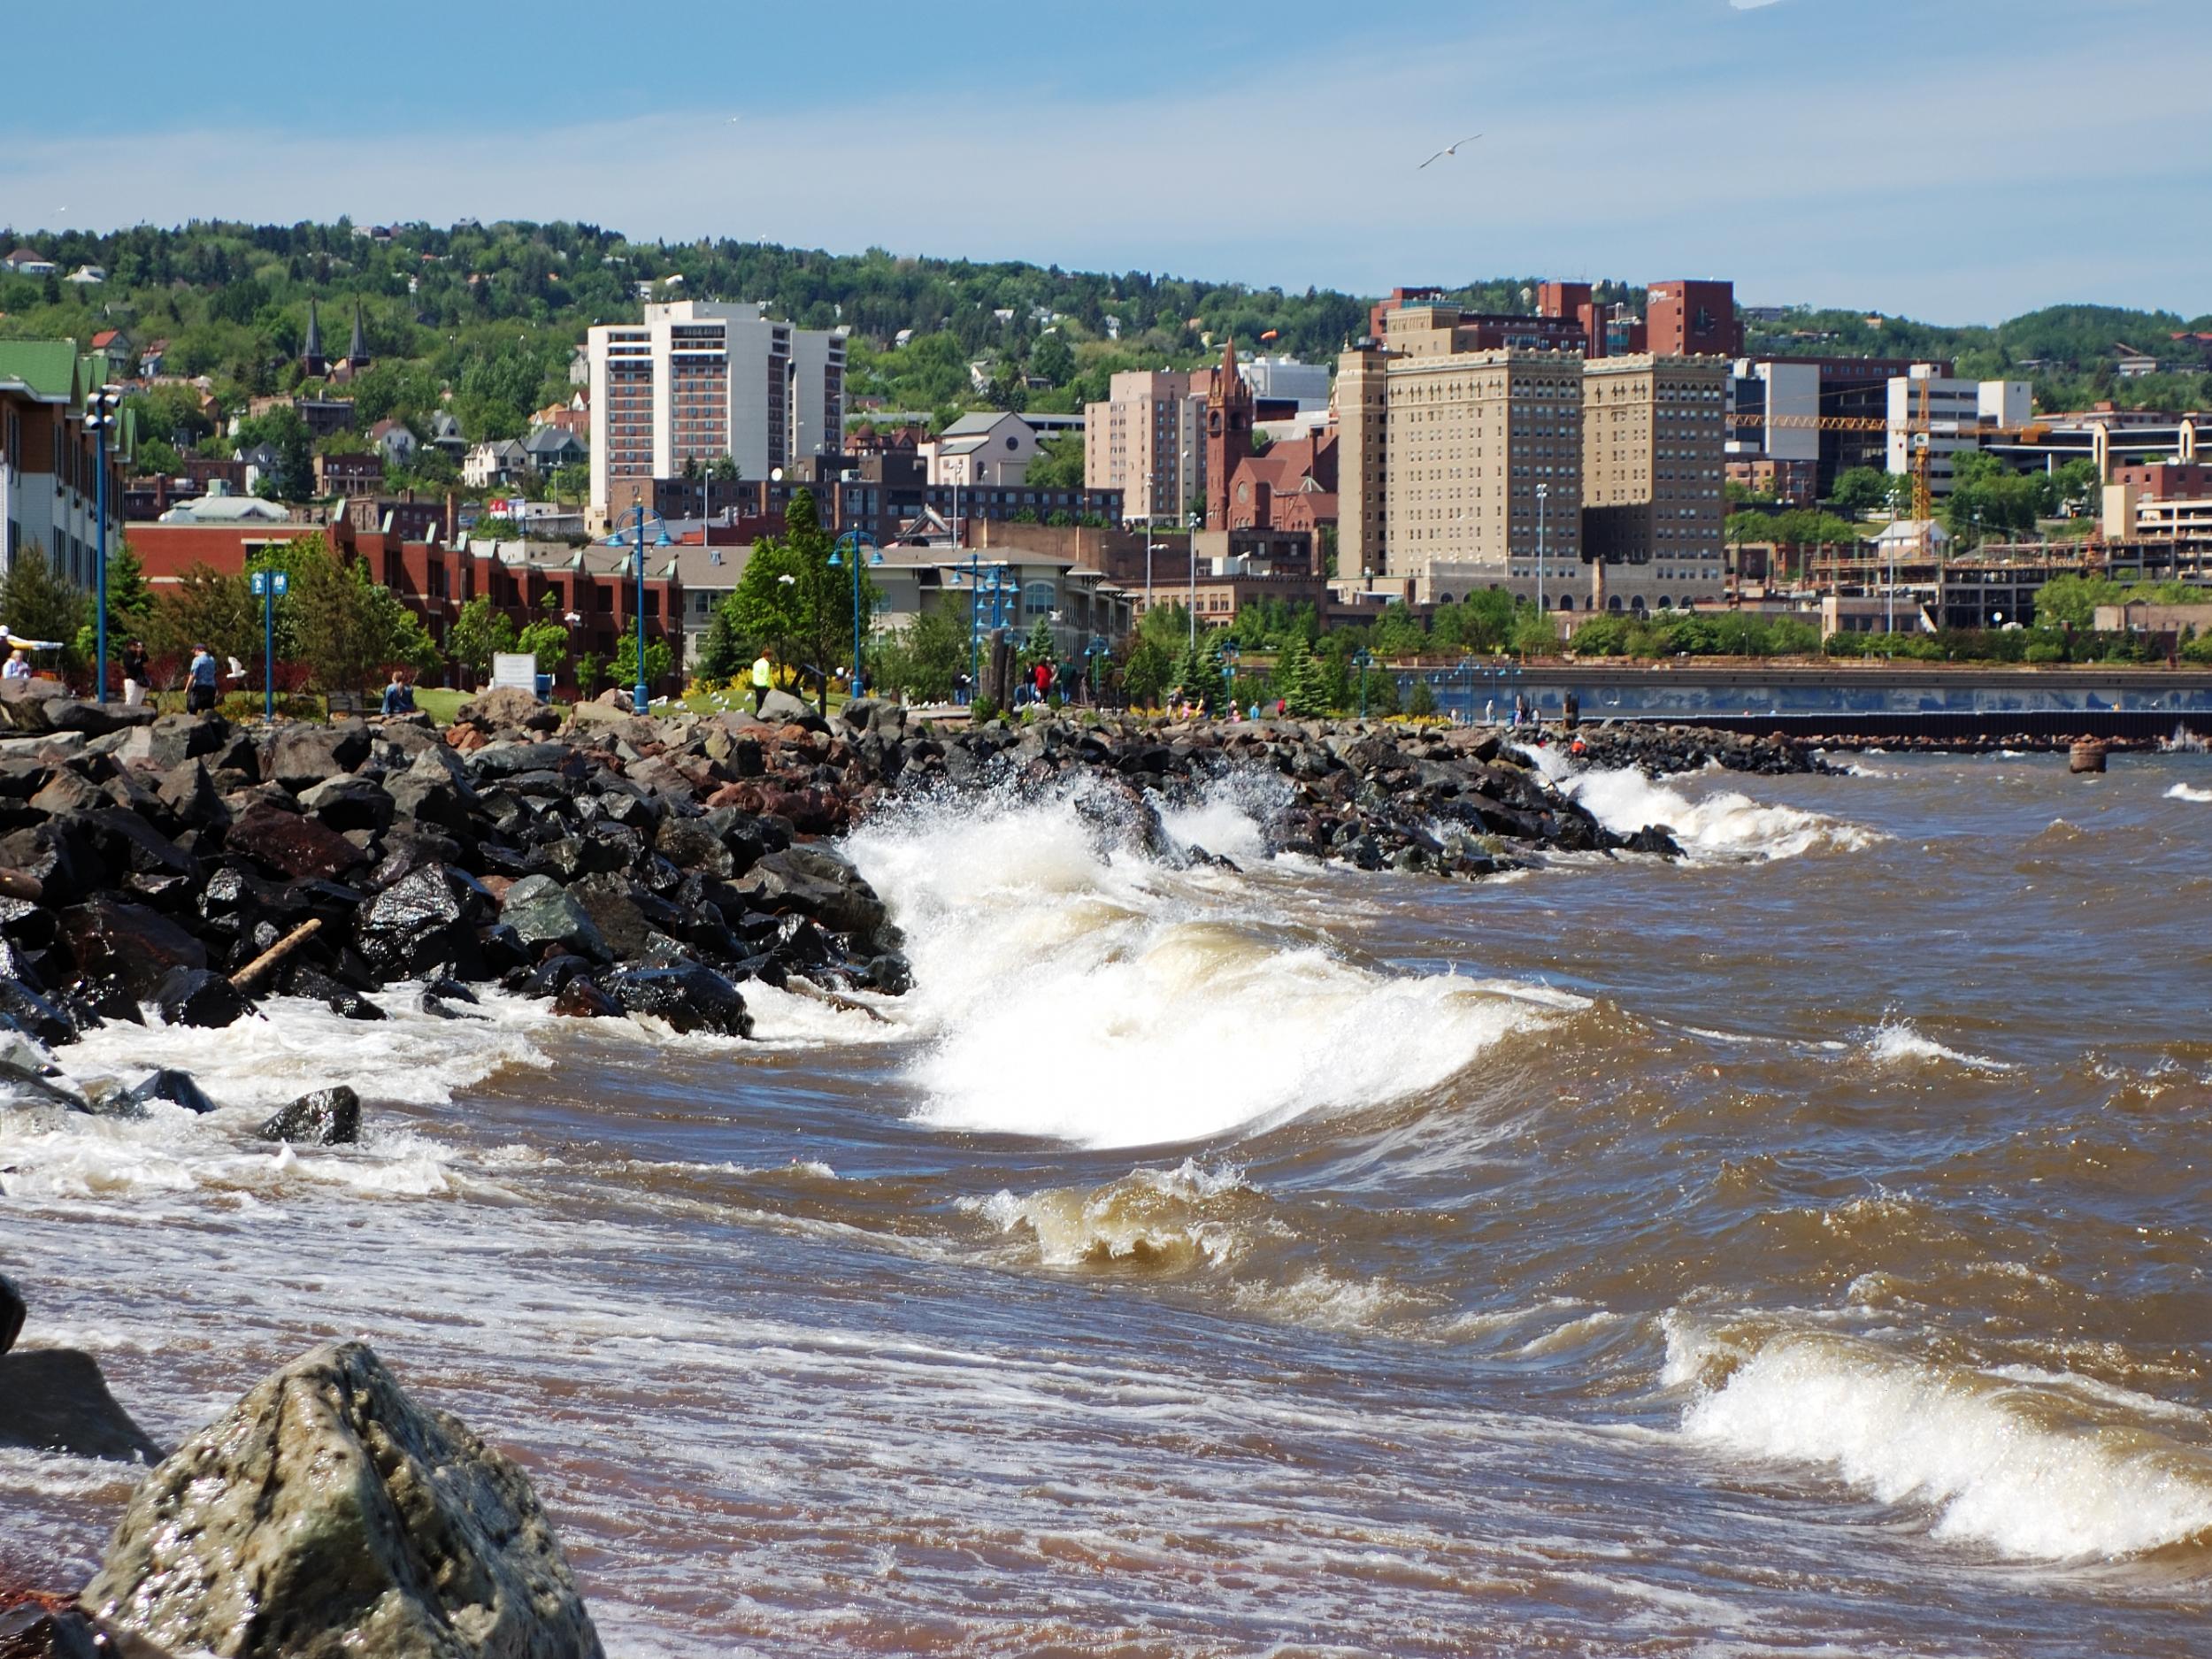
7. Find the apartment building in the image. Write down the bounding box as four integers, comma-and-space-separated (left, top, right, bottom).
1582, 355, 1731, 609
0, 341, 125, 588
588, 301, 846, 526
1335, 345, 1390, 579
1083, 369, 1209, 522
1885, 366, 2033, 495
1381, 342, 1585, 604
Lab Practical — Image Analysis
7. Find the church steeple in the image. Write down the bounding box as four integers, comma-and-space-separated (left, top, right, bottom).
301, 298, 326, 377
1204, 335, 1254, 530
347, 300, 368, 367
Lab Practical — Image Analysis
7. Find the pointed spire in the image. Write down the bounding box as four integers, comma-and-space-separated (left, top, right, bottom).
302, 297, 324, 364
348, 300, 366, 363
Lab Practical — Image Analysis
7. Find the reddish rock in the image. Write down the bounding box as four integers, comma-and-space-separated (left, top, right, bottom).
226, 803, 370, 881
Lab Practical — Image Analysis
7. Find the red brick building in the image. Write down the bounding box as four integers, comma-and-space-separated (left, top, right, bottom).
129, 519, 684, 687
1646, 280, 1743, 357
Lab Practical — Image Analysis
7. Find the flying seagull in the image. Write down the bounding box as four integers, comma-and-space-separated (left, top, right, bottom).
1418, 134, 1482, 169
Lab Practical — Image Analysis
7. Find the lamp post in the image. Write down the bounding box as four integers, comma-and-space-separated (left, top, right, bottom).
608, 490, 672, 712
828, 530, 881, 701
249, 569, 288, 724
1354, 648, 1372, 718
1142, 469, 1156, 613
85, 385, 122, 702
1535, 481, 1549, 627
1221, 641, 1240, 713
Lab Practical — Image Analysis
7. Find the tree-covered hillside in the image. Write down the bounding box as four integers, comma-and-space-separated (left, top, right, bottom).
1, 219, 2201, 464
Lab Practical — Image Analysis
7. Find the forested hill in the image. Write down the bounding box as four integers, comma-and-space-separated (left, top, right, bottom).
0, 219, 2202, 449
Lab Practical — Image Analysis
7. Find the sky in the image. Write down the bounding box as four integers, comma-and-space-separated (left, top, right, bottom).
3, 0, 2206, 325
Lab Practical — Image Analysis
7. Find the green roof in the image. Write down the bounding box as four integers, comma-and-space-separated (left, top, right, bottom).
0, 340, 87, 403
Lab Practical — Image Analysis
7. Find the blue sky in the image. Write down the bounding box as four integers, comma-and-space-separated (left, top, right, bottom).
4, 0, 2206, 323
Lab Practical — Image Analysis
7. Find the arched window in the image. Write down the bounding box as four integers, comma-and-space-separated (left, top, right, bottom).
1630, 595, 1647, 611
1658, 595, 1672, 610
1559, 595, 1575, 611
1608, 595, 1624, 612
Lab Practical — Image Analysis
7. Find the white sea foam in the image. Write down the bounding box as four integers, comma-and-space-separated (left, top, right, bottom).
847, 780, 1560, 1148
1863, 1018, 2010, 1072
1664, 1319, 2212, 1560
2167, 783, 2212, 804
1522, 749, 1880, 862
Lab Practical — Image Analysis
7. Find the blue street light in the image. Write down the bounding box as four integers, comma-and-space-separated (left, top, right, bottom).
1220, 641, 1240, 711
85, 386, 122, 703
604, 493, 672, 710
1354, 648, 1373, 718
249, 568, 288, 723
948, 553, 1017, 705
827, 531, 882, 700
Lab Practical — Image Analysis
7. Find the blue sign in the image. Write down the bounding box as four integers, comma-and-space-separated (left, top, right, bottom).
249, 571, 289, 596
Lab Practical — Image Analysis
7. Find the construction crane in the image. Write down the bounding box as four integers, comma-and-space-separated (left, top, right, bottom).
1728, 398, 2050, 526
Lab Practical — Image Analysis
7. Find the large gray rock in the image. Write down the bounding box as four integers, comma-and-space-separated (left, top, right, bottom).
497, 876, 609, 964
81, 1340, 604, 1659
258, 1085, 360, 1146
266, 721, 372, 791
0, 1347, 164, 1463
755, 687, 814, 725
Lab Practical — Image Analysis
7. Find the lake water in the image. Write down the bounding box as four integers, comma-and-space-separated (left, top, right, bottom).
4, 749, 2208, 1655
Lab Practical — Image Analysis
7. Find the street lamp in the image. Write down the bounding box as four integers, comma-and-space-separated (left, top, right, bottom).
1221, 641, 1240, 712
606, 488, 672, 711
1535, 481, 1550, 626
1354, 648, 1372, 718
827, 530, 882, 700
84, 385, 122, 703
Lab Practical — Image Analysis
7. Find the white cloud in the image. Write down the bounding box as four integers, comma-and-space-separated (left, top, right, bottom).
2, 2, 2204, 323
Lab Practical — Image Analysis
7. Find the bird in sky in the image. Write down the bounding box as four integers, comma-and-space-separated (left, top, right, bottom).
1418, 134, 1482, 169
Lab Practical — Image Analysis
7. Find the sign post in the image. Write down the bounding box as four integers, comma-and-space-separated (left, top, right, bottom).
249, 569, 288, 722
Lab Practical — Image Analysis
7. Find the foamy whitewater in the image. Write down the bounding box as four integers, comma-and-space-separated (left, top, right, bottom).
845, 776, 1566, 1148
4, 752, 2209, 1655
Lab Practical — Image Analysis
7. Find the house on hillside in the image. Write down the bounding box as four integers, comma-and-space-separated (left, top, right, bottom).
523, 425, 587, 474
463, 438, 530, 489
427, 410, 466, 460
65, 265, 106, 286
2, 249, 56, 276
88, 330, 134, 384
370, 418, 417, 469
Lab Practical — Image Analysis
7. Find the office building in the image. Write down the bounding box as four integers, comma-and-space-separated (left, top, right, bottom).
1084, 369, 1209, 523
1582, 355, 1731, 609
1886, 367, 2033, 495
0, 340, 126, 588
588, 300, 846, 526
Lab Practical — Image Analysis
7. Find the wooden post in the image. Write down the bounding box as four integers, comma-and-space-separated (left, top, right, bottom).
229, 918, 324, 991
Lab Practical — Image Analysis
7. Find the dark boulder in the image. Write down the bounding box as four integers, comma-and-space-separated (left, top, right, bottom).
127, 1069, 219, 1115
0, 818, 104, 905
497, 875, 609, 963
265, 720, 371, 791
227, 802, 369, 881
603, 964, 753, 1037
354, 864, 469, 979
298, 773, 396, 834
152, 758, 230, 833
0, 1348, 164, 1463
257, 1085, 361, 1145
568, 872, 651, 960
0, 979, 79, 1047
151, 967, 253, 1030
286, 966, 388, 1022
0, 1271, 19, 1355
80, 1340, 604, 1659
113, 710, 228, 772
653, 815, 733, 876
552, 977, 621, 1019
27, 769, 105, 818
57, 898, 205, 1004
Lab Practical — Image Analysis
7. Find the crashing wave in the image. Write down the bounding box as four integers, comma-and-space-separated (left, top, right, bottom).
1521, 748, 1880, 863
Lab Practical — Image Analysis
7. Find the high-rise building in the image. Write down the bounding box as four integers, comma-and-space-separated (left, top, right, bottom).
1334, 345, 1390, 579
1084, 369, 1209, 523
1886, 366, 2033, 495
1379, 340, 1585, 603
1582, 355, 1731, 607
587, 301, 846, 526
1646, 280, 1743, 357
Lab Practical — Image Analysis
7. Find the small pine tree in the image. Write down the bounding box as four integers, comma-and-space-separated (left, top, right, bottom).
1408, 676, 1438, 718
695, 599, 746, 684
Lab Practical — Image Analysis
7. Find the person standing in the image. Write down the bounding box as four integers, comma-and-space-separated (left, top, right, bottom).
749, 649, 773, 716
1, 649, 28, 683
186, 644, 219, 715
121, 640, 150, 708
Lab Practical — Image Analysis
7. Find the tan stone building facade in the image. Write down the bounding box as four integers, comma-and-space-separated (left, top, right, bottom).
1334, 346, 1389, 579
1581, 354, 1730, 610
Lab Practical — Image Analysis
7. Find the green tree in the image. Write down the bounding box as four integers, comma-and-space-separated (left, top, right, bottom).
1830, 467, 1892, 515
153, 563, 256, 669
288, 538, 420, 695
1025, 432, 1086, 489
1276, 634, 1328, 718
446, 594, 518, 680
1407, 676, 1438, 718
2032, 572, 2123, 632
1123, 636, 1171, 708
516, 594, 572, 675
613, 631, 674, 689
0, 545, 91, 674
870, 609, 967, 702
695, 600, 748, 684
725, 489, 867, 711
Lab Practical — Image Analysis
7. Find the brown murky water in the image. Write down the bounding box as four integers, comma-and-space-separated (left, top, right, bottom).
4, 750, 2209, 1655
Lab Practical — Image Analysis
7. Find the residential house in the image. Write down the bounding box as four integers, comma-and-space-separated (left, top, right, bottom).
523, 425, 588, 475
427, 410, 466, 459
88, 330, 134, 385
2, 250, 56, 277
313, 451, 385, 495
923, 411, 1039, 488
294, 395, 357, 442
138, 341, 169, 380
65, 265, 106, 287
234, 441, 283, 494
463, 439, 531, 490
369, 418, 418, 470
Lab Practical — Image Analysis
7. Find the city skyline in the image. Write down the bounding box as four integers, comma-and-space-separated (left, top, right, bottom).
4, 0, 2207, 324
